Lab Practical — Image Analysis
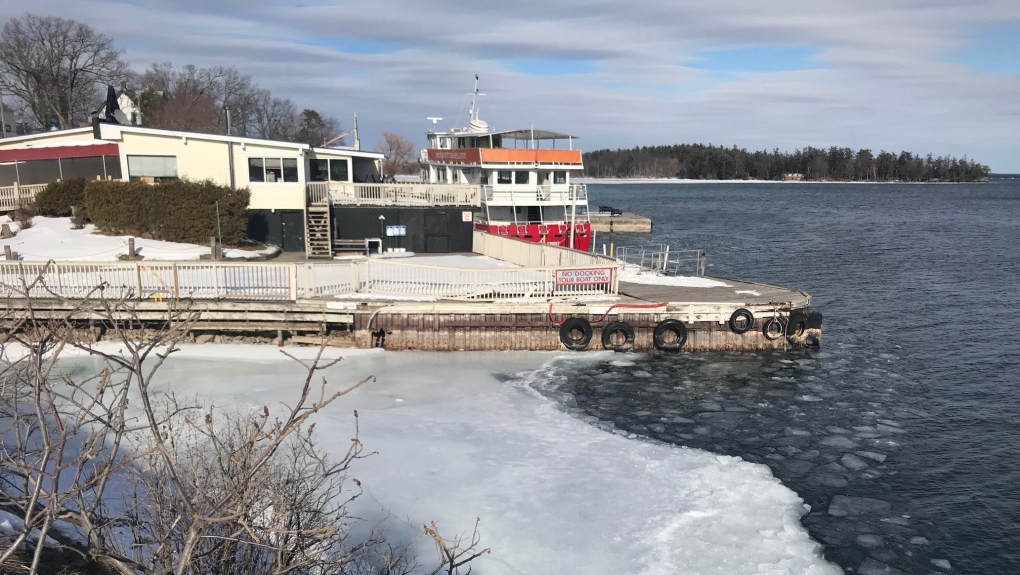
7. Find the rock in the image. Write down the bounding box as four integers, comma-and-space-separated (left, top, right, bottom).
827, 495, 892, 517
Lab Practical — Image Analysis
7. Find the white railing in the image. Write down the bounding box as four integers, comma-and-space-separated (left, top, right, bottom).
1, 258, 618, 302
616, 244, 708, 277
307, 182, 480, 207
473, 230, 618, 268
0, 183, 48, 211
481, 184, 587, 204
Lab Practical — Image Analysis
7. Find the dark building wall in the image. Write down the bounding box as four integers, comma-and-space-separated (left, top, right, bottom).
332, 206, 476, 253
247, 209, 306, 252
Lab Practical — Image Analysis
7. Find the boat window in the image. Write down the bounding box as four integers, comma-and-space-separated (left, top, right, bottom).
481, 172, 489, 185
554, 170, 567, 184
498, 171, 512, 184
515, 171, 529, 184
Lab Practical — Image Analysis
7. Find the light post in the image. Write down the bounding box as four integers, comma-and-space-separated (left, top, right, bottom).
378, 214, 386, 251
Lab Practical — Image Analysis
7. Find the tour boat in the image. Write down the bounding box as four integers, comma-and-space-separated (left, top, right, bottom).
419, 78, 592, 252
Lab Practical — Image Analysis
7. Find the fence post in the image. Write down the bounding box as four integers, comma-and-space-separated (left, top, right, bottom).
127, 237, 136, 261
212, 263, 220, 298
134, 263, 143, 300
172, 263, 180, 299
3, 245, 11, 261
289, 263, 298, 300
13, 182, 20, 206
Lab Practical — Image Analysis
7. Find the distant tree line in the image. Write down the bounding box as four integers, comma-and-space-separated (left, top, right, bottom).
583, 144, 990, 182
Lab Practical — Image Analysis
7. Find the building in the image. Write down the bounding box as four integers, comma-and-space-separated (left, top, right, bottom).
0, 122, 386, 255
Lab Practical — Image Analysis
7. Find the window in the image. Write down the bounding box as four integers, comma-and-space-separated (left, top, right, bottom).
309, 158, 349, 182
127, 155, 178, 182
497, 171, 512, 184
248, 157, 299, 183
480, 172, 489, 185
553, 170, 566, 184
515, 171, 529, 184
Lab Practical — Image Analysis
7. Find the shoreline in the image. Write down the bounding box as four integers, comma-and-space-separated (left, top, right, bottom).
576, 177, 989, 185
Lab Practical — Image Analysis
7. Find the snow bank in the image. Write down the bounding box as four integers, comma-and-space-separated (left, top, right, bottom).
617, 266, 732, 288
49, 345, 838, 575
0, 216, 278, 261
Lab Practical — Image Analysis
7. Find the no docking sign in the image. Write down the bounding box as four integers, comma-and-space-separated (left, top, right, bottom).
555, 267, 613, 286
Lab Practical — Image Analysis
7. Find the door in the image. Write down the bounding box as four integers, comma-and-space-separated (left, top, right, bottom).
280, 210, 306, 252
424, 211, 450, 253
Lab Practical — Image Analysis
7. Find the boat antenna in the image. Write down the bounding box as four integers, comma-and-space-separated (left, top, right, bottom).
427, 117, 443, 132
469, 74, 485, 124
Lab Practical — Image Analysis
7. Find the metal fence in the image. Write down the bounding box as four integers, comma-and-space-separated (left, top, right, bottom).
616, 244, 707, 277
0, 184, 48, 212
0, 259, 618, 302
306, 182, 479, 207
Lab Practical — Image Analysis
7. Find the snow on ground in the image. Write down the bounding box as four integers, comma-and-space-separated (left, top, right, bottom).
407, 254, 520, 268
51, 344, 839, 575
0, 216, 278, 261
617, 265, 732, 288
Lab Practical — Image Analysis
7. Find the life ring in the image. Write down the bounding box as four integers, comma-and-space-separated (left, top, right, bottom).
653, 319, 687, 352
538, 224, 550, 235
558, 223, 569, 234
728, 308, 754, 334
786, 311, 809, 337
762, 317, 786, 341
497, 225, 509, 236
575, 225, 588, 236
601, 321, 635, 352
559, 317, 593, 351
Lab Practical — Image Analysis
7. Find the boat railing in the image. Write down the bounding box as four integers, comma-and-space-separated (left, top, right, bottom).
481, 184, 587, 204
307, 182, 480, 207
616, 244, 707, 277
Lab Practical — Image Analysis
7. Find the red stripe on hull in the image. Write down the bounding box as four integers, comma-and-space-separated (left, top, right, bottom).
475, 222, 592, 252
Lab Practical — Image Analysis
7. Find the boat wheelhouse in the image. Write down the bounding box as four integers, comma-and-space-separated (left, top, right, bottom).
419, 82, 592, 251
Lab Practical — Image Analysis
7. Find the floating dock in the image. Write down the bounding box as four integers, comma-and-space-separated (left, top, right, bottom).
588, 212, 653, 233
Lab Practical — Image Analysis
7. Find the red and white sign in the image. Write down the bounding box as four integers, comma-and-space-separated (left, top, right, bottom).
555, 267, 613, 286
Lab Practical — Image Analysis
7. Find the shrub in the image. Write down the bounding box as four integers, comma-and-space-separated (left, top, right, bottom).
34, 178, 89, 217
11, 204, 38, 229
84, 179, 250, 245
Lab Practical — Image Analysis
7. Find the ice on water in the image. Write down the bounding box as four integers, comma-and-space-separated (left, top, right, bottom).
59, 345, 839, 575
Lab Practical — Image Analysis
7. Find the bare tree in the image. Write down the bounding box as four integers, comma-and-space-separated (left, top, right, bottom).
0, 14, 128, 129
374, 132, 417, 178
137, 63, 261, 135
251, 89, 298, 141
0, 267, 489, 575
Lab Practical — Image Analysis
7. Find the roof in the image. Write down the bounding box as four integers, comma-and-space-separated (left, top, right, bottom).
441, 128, 577, 140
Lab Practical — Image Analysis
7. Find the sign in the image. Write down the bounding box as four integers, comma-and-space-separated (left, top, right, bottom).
427, 149, 482, 163
385, 225, 407, 237
555, 267, 613, 286
462, 211, 473, 222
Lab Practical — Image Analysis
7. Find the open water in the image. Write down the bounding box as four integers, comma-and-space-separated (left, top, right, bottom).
509, 180, 1020, 574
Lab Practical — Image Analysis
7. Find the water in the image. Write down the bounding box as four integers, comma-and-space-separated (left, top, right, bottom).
510, 181, 1020, 574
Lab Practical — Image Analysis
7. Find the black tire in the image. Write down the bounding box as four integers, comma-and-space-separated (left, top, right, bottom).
762, 317, 786, 341
653, 319, 688, 352
786, 311, 809, 337
601, 321, 635, 352
728, 308, 755, 334
559, 317, 593, 351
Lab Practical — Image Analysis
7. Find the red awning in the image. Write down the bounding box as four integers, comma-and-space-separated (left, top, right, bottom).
0, 142, 120, 162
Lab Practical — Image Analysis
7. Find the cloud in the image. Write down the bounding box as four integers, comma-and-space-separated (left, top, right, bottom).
3, 0, 1019, 170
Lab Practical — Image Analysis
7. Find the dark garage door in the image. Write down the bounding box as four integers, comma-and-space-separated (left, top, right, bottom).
424, 212, 449, 252
281, 211, 306, 252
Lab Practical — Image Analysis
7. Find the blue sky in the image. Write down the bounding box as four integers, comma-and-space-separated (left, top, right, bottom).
4, 0, 1019, 171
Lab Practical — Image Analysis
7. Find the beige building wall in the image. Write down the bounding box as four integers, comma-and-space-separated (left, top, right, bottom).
233, 142, 306, 211
0, 128, 95, 150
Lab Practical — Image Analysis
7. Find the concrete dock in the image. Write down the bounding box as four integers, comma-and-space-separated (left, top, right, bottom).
589, 212, 653, 233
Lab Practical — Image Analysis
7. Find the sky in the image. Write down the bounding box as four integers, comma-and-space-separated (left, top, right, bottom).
4, 1, 1019, 171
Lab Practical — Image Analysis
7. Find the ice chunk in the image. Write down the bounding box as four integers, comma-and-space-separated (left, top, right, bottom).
909, 536, 930, 545
809, 473, 849, 488
820, 436, 858, 449
825, 426, 851, 434
932, 559, 952, 570
841, 453, 870, 471
797, 395, 824, 402
786, 428, 813, 437
878, 419, 901, 427
856, 534, 884, 548
856, 451, 888, 463
671, 416, 695, 424
857, 558, 906, 575
827, 495, 892, 517
876, 424, 906, 434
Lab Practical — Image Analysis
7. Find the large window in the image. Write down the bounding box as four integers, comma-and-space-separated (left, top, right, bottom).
497, 171, 512, 184
553, 170, 567, 184
309, 158, 349, 182
514, 171, 529, 184
248, 157, 299, 183
127, 155, 178, 182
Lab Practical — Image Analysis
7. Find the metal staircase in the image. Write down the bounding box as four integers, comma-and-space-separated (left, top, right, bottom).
305, 206, 333, 258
